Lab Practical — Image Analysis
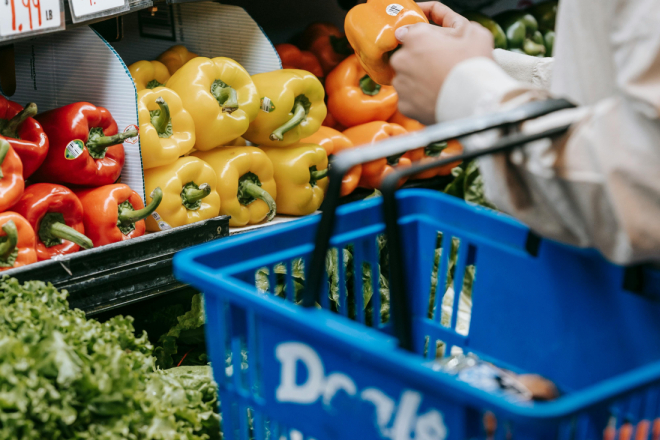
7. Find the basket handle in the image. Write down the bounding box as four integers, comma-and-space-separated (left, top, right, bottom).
380, 124, 573, 351
303, 98, 575, 310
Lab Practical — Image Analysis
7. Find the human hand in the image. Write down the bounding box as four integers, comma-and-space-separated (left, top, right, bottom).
390, 2, 494, 124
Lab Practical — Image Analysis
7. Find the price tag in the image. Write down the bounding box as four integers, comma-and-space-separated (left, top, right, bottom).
0, 0, 63, 39
68, 0, 128, 23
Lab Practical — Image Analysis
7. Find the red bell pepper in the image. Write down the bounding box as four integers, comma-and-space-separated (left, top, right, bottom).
275, 44, 324, 78
0, 212, 37, 270
76, 184, 163, 246
0, 137, 25, 211
300, 23, 353, 75
12, 183, 93, 261
0, 98, 49, 179
32, 102, 136, 187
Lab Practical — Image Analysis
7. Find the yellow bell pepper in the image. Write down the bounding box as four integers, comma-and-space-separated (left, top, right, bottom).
143, 156, 221, 231
224, 137, 249, 147
192, 147, 277, 227
138, 87, 196, 170
243, 70, 327, 148
260, 143, 328, 215
167, 57, 260, 151
128, 60, 171, 92
157, 45, 199, 75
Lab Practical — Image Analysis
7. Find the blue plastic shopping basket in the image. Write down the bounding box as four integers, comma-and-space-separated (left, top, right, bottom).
174, 100, 660, 440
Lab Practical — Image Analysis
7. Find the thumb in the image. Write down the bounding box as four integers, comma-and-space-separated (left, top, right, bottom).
395, 25, 411, 42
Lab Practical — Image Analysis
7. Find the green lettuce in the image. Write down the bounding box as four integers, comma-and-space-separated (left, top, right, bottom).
0, 277, 220, 439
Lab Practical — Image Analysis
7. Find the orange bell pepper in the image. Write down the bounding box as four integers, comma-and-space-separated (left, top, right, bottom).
342, 121, 411, 189
345, 0, 429, 85
0, 212, 37, 271
405, 139, 463, 180
0, 137, 25, 212
300, 22, 353, 75
275, 44, 324, 78
301, 126, 361, 196
326, 54, 398, 128
322, 112, 345, 132
388, 110, 425, 132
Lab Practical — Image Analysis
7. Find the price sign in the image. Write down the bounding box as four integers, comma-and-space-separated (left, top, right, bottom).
0, 0, 63, 38
68, 0, 128, 23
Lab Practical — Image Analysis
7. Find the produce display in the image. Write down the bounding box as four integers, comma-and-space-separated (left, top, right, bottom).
466, 0, 557, 57
0, 95, 163, 270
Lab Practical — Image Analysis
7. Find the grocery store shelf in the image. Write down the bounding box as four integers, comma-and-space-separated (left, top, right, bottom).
230, 214, 315, 235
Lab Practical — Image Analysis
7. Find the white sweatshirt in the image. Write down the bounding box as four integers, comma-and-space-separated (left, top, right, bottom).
435, 0, 660, 264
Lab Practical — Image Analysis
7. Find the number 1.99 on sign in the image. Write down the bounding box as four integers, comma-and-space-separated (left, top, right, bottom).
0, 0, 62, 37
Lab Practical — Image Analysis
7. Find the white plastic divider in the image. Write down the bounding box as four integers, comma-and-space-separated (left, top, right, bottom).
111, 3, 282, 74
10, 26, 143, 199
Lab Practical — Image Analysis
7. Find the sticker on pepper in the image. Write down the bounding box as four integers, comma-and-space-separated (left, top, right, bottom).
260, 97, 276, 113
151, 211, 172, 230
386, 4, 404, 16
123, 125, 140, 144
64, 140, 85, 160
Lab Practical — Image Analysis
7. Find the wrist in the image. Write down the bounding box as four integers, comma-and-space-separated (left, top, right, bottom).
435, 56, 521, 122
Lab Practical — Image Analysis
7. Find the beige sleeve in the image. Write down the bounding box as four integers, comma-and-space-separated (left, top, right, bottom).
493, 49, 554, 90
435, 57, 660, 265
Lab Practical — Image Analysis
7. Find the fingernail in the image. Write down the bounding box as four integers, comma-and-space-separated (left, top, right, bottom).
395, 26, 409, 42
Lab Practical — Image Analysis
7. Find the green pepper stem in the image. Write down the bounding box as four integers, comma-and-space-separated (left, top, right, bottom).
146, 79, 164, 89
425, 142, 448, 156
182, 183, 211, 205
152, 98, 171, 135
2, 102, 37, 137
0, 220, 18, 260
87, 128, 138, 157
211, 81, 239, 113
0, 139, 10, 179
310, 168, 328, 182
49, 222, 94, 250
359, 75, 381, 96
118, 187, 163, 224
270, 101, 306, 142
239, 180, 276, 221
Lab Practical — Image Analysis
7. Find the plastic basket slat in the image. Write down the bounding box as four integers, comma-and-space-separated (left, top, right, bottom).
268, 265, 278, 297
353, 239, 366, 325
449, 239, 469, 334
247, 310, 261, 399
286, 260, 295, 303
433, 233, 453, 326
643, 388, 660, 421
337, 247, 348, 318
366, 236, 382, 329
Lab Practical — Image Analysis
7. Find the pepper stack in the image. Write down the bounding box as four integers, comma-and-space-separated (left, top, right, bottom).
131, 49, 277, 229
128, 2, 471, 226
0, 94, 162, 271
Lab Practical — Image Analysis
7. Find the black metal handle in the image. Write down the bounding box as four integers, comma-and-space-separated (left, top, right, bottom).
303, 98, 575, 309
381, 124, 573, 351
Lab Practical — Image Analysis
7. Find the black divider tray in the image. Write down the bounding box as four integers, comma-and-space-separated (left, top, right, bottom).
3, 216, 230, 315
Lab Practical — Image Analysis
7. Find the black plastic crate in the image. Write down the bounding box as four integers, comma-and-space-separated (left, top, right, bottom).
4, 216, 229, 314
